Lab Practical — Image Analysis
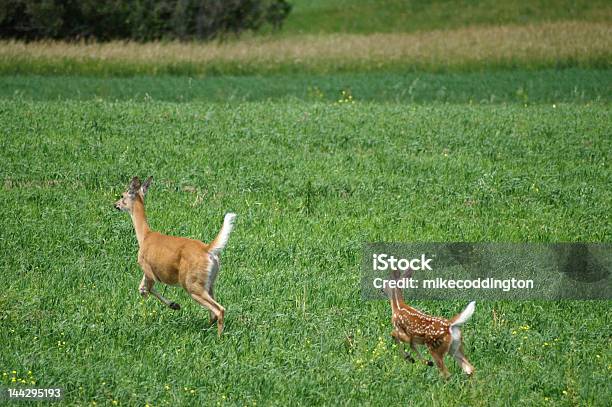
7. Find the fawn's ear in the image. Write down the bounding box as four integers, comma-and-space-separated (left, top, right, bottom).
129, 177, 141, 195
141, 176, 153, 196
401, 268, 414, 279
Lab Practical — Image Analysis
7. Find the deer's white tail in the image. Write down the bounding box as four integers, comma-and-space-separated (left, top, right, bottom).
449, 301, 475, 355
451, 301, 476, 327
209, 213, 236, 255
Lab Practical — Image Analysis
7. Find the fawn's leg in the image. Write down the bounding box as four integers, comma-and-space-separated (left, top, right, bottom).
428, 344, 451, 379
189, 289, 225, 337
391, 330, 415, 363
410, 338, 434, 367
452, 342, 475, 375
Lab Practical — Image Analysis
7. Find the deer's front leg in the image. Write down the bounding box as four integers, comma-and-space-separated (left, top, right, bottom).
428, 343, 451, 379
138, 261, 180, 310
410, 338, 434, 367
137, 257, 155, 298
150, 288, 181, 310
139, 275, 153, 298
391, 330, 415, 363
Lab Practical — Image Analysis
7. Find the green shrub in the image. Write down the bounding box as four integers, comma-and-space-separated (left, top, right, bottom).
0, 0, 292, 41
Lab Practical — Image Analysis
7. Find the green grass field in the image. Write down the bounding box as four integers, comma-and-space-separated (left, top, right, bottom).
283, 0, 612, 34
1, 71, 610, 405
1, 69, 610, 104
1, 1, 611, 405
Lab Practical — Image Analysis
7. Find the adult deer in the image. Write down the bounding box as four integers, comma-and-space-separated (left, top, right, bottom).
115, 176, 236, 336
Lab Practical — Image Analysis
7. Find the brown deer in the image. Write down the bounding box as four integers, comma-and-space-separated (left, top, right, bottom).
382, 269, 475, 378
114, 176, 236, 336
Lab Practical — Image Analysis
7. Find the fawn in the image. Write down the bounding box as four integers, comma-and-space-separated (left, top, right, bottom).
114, 176, 236, 336
383, 269, 476, 378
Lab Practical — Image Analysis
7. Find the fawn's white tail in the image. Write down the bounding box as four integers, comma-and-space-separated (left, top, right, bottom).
209, 213, 237, 255
449, 301, 476, 354
452, 301, 476, 327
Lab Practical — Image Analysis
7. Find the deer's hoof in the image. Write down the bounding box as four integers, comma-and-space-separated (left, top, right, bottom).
427, 361, 434, 367
169, 302, 181, 310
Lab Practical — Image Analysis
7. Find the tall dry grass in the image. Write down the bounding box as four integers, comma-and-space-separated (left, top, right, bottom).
0, 21, 609, 74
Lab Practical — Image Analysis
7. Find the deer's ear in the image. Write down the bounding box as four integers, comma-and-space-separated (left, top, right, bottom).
129, 177, 141, 194
402, 268, 414, 279
141, 176, 153, 196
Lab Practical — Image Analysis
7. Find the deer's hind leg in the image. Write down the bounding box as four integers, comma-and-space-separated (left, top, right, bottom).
207, 286, 218, 325
204, 253, 221, 325
189, 290, 225, 337
452, 341, 475, 375
185, 260, 225, 336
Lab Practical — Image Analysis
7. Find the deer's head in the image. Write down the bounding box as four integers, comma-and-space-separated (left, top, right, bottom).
381, 268, 414, 299
115, 176, 152, 213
